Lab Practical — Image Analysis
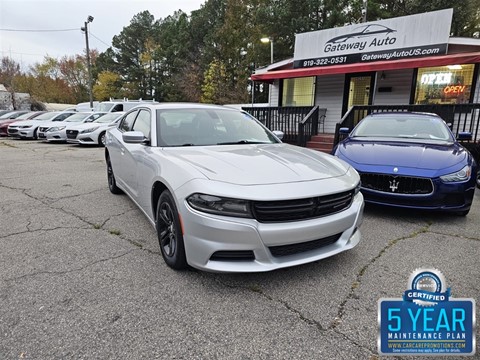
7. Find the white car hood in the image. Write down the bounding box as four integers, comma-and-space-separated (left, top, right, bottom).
37, 121, 64, 128
11, 120, 51, 127
67, 122, 111, 130
160, 144, 349, 185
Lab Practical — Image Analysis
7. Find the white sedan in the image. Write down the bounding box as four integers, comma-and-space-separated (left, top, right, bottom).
66, 112, 124, 146
8, 111, 76, 139
41, 112, 106, 142
105, 103, 364, 272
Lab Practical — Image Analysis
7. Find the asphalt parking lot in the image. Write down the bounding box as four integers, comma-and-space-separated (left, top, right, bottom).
1, 138, 479, 359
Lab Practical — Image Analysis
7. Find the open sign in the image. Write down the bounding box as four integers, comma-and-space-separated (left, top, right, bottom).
444, 85, 466, 94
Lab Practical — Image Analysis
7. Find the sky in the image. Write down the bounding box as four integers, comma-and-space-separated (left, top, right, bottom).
0, 0, 206, 71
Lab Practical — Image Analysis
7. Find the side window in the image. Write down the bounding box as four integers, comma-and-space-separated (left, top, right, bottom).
57, 113, 73, 121
132, 109, 151, 138
119, 111, 138, 132
112, 104, 123, 112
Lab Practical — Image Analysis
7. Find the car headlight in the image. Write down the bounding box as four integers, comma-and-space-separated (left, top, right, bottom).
187, 193, 252, 218
354, 182, 361, 195
440, 165, 471, 182
47, 126, 66, 132
80, 126, 99, 134
20, 125, 32, 128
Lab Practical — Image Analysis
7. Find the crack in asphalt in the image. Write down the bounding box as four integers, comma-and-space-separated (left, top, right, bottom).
428, 230, 480, 242
207, 276, 377, 356
3, 250, 135, 283
0, 183, 159, 260
329, 224, 431, 334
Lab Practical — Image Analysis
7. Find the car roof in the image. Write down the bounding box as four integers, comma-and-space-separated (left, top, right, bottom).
135, 103, 238, 111
367, 112, 441, 119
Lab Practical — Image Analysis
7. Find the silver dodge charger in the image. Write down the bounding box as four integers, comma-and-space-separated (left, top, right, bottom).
105, 103, 364, 272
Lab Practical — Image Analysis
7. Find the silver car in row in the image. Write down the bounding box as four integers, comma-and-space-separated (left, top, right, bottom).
38, 112, 106, 142
8, 111, 76, 139
105, 103, 364, 272
66, 112, 124, 146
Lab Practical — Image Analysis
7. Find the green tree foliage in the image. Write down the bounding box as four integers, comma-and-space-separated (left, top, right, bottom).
93, 71, 122, 100
0, 57, 21, 90
100, 11, 160, 100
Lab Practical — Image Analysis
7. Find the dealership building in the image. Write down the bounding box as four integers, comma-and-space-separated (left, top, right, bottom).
252, 9, 480, 135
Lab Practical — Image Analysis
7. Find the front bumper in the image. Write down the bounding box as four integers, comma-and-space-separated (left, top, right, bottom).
361, 178, 476, 212
179, 192, 364, 272
76, 133, 98, 145
46, 129, 67, 142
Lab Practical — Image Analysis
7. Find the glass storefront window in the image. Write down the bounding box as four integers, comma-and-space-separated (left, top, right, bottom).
414, 64, 475, 104
282, 77, 315, 106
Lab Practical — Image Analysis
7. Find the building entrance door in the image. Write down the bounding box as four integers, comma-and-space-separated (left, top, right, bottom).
342, 73, 376, 117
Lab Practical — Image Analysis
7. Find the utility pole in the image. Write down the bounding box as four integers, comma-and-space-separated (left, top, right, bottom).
82, 15, 94, 110
362, 0, 368, 23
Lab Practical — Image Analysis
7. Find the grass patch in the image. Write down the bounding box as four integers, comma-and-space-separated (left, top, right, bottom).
109, 229, 121, 236
93, 223, 102, 229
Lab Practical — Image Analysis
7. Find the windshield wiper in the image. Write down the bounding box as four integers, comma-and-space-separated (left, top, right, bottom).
181, 143, 195, 146
216, 140, 270, 145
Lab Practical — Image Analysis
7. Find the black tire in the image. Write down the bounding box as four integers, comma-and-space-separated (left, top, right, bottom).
106, 156, 122, 194
476, 170, 480, 189
156, 191, 187, 270
98, 131, 106, 147
33, 128, 38, 140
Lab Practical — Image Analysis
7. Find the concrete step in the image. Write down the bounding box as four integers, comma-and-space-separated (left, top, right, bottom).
310, 134, 335, 142
306, 141, 333, 153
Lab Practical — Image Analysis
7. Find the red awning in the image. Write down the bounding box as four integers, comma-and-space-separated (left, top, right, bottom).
251, 52, 480, 82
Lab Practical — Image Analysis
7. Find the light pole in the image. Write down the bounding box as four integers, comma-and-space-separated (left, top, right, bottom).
260, 37, 274, 64
81, 15, 94, 109
362, 0, 368, 23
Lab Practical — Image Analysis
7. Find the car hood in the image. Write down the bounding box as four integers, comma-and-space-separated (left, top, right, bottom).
9, 120, 40, 127
337, 139, 467, 170
160, 143, 350, 185
67, 122, 111, 130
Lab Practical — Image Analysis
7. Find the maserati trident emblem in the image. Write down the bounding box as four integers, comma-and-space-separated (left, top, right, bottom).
389, 179, 399, 192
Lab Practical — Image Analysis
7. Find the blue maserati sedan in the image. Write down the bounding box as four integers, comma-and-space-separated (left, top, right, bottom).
333, 112, 477, 216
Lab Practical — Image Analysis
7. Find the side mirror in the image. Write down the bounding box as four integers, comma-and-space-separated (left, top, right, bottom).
122, 131, 146, 144
339, 127, 350, 135
272, 130, 284, 140
457, 132, 472, 141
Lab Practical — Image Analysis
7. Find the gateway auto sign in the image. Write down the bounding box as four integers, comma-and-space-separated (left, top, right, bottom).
293, 9, 453, 68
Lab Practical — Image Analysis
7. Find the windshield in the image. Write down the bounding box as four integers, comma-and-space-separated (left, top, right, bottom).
352, 114, 454, 142
14, 112, 36, 120
31, 112, 61, 121
0, 112, 18, 119
94, 113, 122, 123
95, 103, 114, 112
64, 113, 91, 122
156, 108, 279, 147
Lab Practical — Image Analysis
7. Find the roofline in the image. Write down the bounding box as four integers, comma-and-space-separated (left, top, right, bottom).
251, 51, 480, 82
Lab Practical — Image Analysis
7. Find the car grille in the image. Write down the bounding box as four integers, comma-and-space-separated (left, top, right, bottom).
268, 233, 342, 257
67, 130, 79, 139
360, 173, 433, 194
8, 128, 18, 134
210, 250, 255, 261
252, 190, 354, 223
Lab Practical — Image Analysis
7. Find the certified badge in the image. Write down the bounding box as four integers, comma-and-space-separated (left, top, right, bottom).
378, 268, 476, 356
404, 268, 449, 306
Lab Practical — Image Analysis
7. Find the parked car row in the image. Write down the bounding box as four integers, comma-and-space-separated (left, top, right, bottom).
1, 110, 124, 146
